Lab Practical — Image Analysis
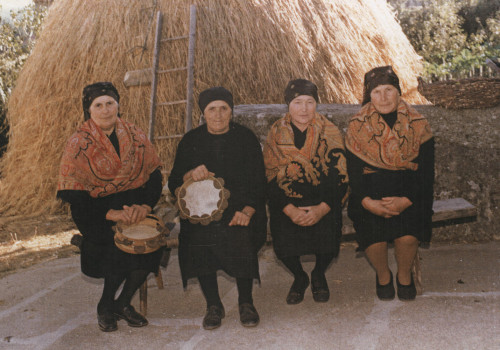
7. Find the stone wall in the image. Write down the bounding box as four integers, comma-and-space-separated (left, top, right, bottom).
233, 104, 500, 243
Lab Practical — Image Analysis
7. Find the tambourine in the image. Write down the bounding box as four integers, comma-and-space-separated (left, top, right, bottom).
113, 214, 172, 254
175, 176, 230, 225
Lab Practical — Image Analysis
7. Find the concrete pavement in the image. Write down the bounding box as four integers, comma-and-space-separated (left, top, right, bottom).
0, 242, 498, 350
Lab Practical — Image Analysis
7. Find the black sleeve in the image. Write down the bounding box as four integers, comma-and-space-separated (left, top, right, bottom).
168, 136, 192, 197
266, 178, 292, 211
236, 131, 267, 211
57, 190, 112, 240
402, 138, 435, 205
346, 149, 368, 199
136, 168, 163, 209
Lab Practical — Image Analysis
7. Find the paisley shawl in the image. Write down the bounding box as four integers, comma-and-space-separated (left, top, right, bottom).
58, 117, 161, 198
345, 100, 432, 171
263, 112, 347, 198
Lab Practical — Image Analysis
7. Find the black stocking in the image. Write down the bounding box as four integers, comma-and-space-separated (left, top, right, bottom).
198, 273, 222, 308
115, 269, 150, 309
98, 273, 125, 314
236, 278, 253, 305
279, 255, 304, 277
313, 253, 334, 275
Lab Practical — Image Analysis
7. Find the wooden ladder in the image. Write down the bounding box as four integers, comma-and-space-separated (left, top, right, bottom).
124, 5, 197, 139
123, 6, 197, 316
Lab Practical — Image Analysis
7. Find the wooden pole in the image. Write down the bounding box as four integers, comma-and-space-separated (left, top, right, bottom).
185, 5, 196, 133
148, 11, 162, 141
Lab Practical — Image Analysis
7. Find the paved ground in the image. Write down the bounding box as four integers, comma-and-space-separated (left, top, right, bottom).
0, 241, 498, 350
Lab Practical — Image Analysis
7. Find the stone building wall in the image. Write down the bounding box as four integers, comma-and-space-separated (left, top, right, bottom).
233, 104, 500, 243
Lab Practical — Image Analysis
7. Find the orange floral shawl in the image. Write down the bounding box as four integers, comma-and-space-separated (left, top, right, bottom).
57, 118, 161, 198
345, 100, 433, 171
263, 113, 347, 198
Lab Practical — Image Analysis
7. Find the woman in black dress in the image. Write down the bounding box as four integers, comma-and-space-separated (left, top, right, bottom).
57, 82, 163, 331
345, 66, 434, 301
263, 79, 348, 304
168, 87, 267, 330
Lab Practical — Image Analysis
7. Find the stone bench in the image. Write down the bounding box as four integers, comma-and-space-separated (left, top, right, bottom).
139, 197, 477, 314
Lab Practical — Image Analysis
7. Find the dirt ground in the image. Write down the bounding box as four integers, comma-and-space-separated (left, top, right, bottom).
0, 214, 79, 279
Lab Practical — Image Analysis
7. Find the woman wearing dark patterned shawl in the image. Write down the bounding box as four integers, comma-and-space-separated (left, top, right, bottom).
57, 82, 163, 332
263, 79, 348, 305
345, 66, 434, 301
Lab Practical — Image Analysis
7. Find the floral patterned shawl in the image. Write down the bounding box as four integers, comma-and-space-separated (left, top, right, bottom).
346, 100, 433, 171
263, 112, 347, 198
58, 117, 161, 198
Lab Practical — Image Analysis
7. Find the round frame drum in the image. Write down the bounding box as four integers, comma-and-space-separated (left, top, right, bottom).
175, 176, 230, 225
114, 215, 170, 254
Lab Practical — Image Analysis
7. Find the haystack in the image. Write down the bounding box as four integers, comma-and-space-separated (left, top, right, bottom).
0, 0, 426, 215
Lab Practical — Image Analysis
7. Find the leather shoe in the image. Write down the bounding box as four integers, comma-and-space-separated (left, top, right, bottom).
376, 271, 395, 301
311, 271, 330, 303
97, 310, 117, 332
114, 305, 148, 327
239, 303, 260, 327
286, 272, 310, 305
203, 304, 225, 330
396, 273, 416, 301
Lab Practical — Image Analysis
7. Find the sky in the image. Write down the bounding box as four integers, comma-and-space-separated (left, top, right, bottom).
0, 0, 33, 21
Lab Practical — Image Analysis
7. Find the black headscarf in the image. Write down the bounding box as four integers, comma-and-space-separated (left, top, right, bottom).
362, 66, 401, 105
198, 87, 234, 113
82, 82, 120, 120
284, 79, 319, 105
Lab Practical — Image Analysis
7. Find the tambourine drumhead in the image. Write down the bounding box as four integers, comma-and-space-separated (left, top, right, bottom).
114, 215, 170, 254
175, 176, 230, 225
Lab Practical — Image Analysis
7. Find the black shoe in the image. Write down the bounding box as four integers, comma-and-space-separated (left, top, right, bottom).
396, 273, 416, 301
239, 303, 260, 327
97, 310, 118, 332
311, 271, 330, 303
114, 305, 148, 327
286, 272, 310, 305
376, 271, 395, 301
202, 304, 225, 330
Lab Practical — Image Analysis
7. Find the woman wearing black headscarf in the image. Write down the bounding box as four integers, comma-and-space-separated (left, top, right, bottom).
168, 87, 267, 330
263, 79, 348, 305
346, 66, 434, 301
57, 82, 163, 331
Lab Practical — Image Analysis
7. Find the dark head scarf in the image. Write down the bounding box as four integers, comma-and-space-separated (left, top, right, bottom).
362, 66, 401, 105
284, 79, 319, 105
82, 82, 120, 120
198, 87, 234, 113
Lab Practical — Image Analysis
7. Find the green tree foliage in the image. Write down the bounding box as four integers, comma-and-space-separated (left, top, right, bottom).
0, 4, 47, 156
390, 0, 500, 81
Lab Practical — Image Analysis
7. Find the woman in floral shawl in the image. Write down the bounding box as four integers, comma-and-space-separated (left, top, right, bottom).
57, 82, 162, 332
263, 79, 348, 305
345, 66, 434, 301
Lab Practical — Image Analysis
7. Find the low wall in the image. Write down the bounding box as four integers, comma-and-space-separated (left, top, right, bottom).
233, 104, 500, 243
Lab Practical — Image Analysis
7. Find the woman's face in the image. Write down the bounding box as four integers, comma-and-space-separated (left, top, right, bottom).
370, 84, 400, 114
204, 100, 232, 134
289, 95, 317, 131
89, 95, 119, 133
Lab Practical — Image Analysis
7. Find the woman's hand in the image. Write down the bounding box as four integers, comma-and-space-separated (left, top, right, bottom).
183, 165, 215, 182
229, 206, 255, 227
381, 197, 412, 213
106, 204, 151, 225
298, 202, 331, 226
361, 197, 400, 218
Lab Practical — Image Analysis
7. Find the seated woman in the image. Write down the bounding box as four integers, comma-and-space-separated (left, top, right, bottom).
263, 79, 348, 304
57, 82, 163, 332
345, 66, 434, 301
168, 87, 267, 330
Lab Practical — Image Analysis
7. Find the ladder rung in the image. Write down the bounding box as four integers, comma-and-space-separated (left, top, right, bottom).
157, 100, 187, 106
161, 35, 188, 42
154, 134, 184, 140
158, 67, 187, 74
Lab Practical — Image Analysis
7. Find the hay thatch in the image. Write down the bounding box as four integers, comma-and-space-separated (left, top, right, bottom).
0, 0, 427, 215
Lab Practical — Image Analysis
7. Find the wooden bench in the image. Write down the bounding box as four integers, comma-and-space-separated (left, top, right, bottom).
138, 197, 477, 314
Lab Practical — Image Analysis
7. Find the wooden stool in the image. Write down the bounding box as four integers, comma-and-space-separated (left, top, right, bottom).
139, 269, 164, 316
